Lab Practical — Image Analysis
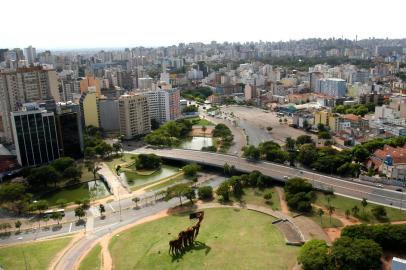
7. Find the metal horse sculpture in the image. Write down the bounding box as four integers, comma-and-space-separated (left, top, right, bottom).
169, 211, 204, 255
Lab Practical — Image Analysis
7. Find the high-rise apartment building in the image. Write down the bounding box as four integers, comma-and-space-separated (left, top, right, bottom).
137, 77, 153, 90
166, 88, 181, 120
79, 87, 100, 128
24, 46, 36, 64
118, 93, 151, 139
0, 66, 59, 142
80, 75, 101, 97
10, 103, 60, 166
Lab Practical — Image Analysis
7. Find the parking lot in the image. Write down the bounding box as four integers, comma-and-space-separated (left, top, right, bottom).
220, 106, 316, 146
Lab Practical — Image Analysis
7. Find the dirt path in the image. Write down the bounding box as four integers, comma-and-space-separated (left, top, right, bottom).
275, 186, 290, 215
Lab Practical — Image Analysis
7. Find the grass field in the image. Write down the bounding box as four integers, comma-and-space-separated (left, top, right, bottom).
238, 187, 281, 211
145, 174, 185, 192
109, 208, 298, 270
105, 153, 136, 173
190, 117, 215, 126
0, 236, 72, 270
79, 244, 101, 270
315, 192, 406, 223
306, 213, 343, 228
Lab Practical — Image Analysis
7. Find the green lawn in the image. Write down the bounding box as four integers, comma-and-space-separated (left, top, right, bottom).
189, 117, 215, 126
109, 208, 298, 270
306, 213, 343, 228
40, 183, 90, 205
238, 187, 281, 211
0, 236, 72, 270
146, 174, 185, 192
104, 153, 136, 173
315, 192, 406, 223
79, 244, 101, 270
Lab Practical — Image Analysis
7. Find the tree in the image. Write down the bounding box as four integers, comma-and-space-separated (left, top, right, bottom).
297, 144, 318, 167
216, 181, 231, 202
263, 191, 273, 203
318, 131, 331, 139
0, 182, 31, 214
50, 212, 63, 225
132, 197, 140, 208
361, 198, 368, 215
0, 223, 12, 233
279, 118, 282, 124
15, 220, 22, 232
371, 205, 387, 221
284, 178, 313, 212
85, 160, 101, 180
198, 186, 213, 200
298, 239, 329, 270
285, 137, 296, 151
75, 206, 85, 220
112, 142, 122, 156
229, 176, 243, 199
242, 145, 260, 160
135, 154, 161, 170
36, 200, 49, 214
327, 205, 336, 225
201, 125, 207, 137
165, 183, 191, 206
182, 163, 201, 177
63, 166, 82, 181
27, 165, 62, 188
51, 157, 75, 173
317, 123, 326, 132
345, 209, 351, 219
317, 208, 324, 225
296, 135, 314, 146
99, 204, 106, 217
331, 236, 382, 270
351, 205, 360, 217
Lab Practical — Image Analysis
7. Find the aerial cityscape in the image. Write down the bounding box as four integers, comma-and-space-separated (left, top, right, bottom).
1, 1, 406, 270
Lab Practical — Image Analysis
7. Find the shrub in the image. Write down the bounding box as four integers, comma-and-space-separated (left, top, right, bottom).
198, 186, 213, 200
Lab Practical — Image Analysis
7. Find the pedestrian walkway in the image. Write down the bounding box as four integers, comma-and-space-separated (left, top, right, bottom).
99, 163, 131, 200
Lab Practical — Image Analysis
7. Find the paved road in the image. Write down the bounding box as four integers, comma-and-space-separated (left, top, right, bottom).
134, 148, 406, 209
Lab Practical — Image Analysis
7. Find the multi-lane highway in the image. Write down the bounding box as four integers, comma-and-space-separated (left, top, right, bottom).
134, 148, 406, 209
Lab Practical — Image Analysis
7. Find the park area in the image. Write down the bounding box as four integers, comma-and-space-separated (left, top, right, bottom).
106, 208, 299, 270
0, 236, 72, 270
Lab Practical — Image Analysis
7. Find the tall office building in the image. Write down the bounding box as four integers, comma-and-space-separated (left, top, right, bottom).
118, 93, 151, 139
56, 102, 84, 159
10, 103, 60, 166
315, 78, 347, 97
79, 87, 100, 128
0, 66, 59, 142
99, 98, 120, 132
24, 46, 37, 64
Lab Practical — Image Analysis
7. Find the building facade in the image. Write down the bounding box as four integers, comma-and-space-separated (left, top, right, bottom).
118, 93, 151, 139
10, 103, 60, 166
79, 88, 100, 128
0, 66, 59, 142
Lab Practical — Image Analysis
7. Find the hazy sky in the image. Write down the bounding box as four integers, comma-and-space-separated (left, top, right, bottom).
1, 0, 405, 49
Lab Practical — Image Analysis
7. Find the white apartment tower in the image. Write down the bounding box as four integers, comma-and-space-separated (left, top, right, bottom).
118, 93, 151, 139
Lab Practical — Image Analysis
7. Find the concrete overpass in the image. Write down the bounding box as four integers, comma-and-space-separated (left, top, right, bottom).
133, 148, 406, 209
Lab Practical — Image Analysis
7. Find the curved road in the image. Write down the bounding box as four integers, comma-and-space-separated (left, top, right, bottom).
134, 148, 406, 209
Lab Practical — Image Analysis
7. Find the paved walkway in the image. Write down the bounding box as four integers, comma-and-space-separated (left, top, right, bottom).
99, 163, 130, 200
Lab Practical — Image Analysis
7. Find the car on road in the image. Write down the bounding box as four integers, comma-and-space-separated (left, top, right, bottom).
396, 188, 403, 192
376, 184, 384, 188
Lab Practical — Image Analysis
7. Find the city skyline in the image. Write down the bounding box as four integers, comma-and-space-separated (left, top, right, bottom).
1, 0, 405, 49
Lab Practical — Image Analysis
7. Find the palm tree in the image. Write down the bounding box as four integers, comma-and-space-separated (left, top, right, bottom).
345, 209, 351, 219
361, 198, 368, 215
351, 205, 360, 217
317, 208, 324, 225
327, 205, 335, 225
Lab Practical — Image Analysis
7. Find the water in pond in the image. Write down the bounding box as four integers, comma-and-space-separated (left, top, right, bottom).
180, 136, 213, 150
120, 165, 180, 187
